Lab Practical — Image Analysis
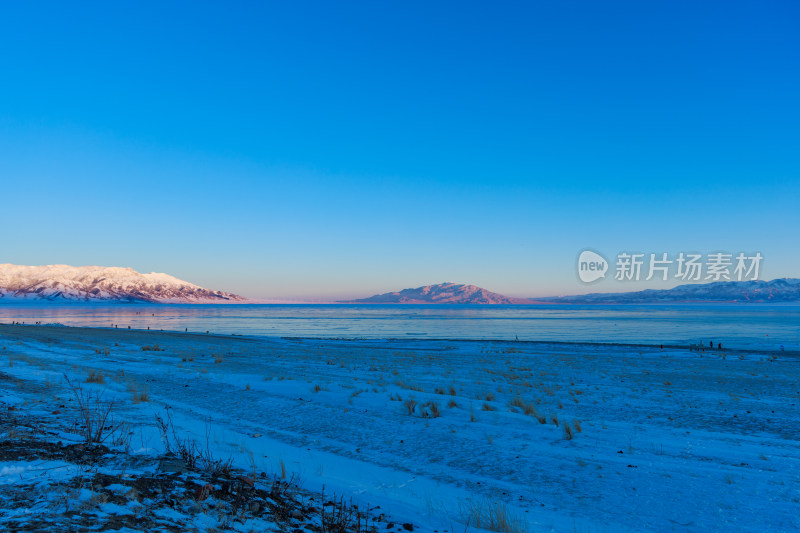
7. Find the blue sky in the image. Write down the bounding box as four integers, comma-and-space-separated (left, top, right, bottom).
1, 1, 798, 299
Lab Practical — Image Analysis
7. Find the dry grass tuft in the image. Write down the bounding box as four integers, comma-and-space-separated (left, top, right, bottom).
421, 401, 441, 418
404, 398, 418, 415
459, 498, 528, 533
132, 389, 150, 403
141, 344, 164, 352
509, 397, 538, 417
482, 402, 496, 411
86, 370, 105, 384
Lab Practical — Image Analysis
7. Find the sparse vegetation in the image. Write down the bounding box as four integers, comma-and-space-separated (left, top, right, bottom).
131, 387, 150, 403
421, 401, 441, 418
86, 369, 105, 384
154, 407, 233, 476
141, 344, 164, 352
459, 498, 528, 533
65, 375, 124, 444
509, 397, 538, 417
404, 398, 418, 415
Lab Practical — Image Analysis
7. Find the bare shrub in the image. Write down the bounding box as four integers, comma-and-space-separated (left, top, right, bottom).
320, 490, 372, 533
482, 402, 496, 411
563, 421, 574, 440
447, 399, 458, 409
65, 375, 123, 444
154, 407, 232, 476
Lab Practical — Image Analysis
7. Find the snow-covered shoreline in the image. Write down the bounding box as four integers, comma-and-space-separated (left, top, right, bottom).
1, 324, 798, 532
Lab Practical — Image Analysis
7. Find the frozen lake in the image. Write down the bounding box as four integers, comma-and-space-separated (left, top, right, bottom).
0, 303, 798, 351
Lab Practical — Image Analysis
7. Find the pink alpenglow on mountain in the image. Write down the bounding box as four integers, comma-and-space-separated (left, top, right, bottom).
345, 283, 533, 304
0, 264, 249, 303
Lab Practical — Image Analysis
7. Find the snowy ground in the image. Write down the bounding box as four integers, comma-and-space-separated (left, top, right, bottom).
0, 324, 798, 532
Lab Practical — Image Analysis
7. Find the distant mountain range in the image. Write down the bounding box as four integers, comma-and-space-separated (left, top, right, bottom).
0, 264, 248, 303
346, 279, 800, 304
342, 282, 533, 304
542, 278, 800, 303
2, 266, 797, 305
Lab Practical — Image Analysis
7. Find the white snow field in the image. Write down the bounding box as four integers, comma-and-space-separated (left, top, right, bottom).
0, 324, 798, 532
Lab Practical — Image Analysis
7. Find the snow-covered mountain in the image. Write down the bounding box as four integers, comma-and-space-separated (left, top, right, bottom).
344, 282, 532, 304
0, 264, 249, 303
543, 278, 800, 303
